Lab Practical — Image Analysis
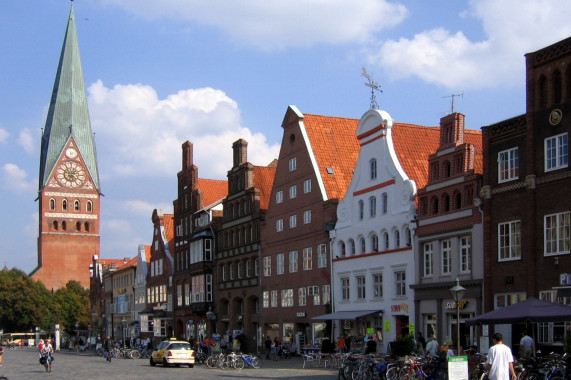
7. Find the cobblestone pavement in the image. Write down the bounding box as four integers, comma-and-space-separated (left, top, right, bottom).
0, 347, 339, 380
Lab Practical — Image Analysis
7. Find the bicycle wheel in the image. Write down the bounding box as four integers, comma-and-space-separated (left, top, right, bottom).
233, 358, 245, 370
352, 366, 374, 380
205, 355, 216, 368
386, 366, 398, 380
250, 356, 262, 369
399, 366, 414, 380
129, 349, 141, 359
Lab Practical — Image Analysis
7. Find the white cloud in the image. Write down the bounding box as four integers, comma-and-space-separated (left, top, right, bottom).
18, 128, 35, 154
88, 80, 280, 181
370, 0, 571, 89
98, 0, 408, 50
0, 126, 9, 143
1, 164, 36, 194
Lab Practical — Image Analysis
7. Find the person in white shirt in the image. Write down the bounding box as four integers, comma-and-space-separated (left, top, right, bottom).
425, 336, 440, 356
519, 330, 535, 358
486, 333, 516, 380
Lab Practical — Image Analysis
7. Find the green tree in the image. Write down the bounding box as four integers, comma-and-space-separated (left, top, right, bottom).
54, 280, 90, 334
0, 269, 51, 332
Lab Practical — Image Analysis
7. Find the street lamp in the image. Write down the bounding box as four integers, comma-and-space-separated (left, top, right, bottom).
121, 317, 127, 349
449, 278, 466, 357
75, 322, 79, 347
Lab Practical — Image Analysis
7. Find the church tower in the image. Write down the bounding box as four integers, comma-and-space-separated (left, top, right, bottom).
31, 3, 101, 290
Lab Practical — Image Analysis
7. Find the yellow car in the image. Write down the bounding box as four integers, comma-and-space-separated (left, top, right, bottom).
150, 339, 195, 368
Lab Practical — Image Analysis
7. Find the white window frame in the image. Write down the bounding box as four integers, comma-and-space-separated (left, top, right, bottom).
373, 273, 383, 298
545, 133, 568, 172
275, 190, 283, 204
298, 287, 307, 306
358, 200, 364, 220
263, 256, 271, 277
303, 210, 311, 224
277, 253, 284, 275
289, 185, 297, 199
303, 179, 312, 193
357, 276, 366, 299
369, 196, 376, 218
281, 289, 294, 307
289, 215, 297, 228
276, 218, 283, 232
271, 290, 278, 307
323, 285, 330, 304
460, 236, 472, 273
289, 157, 297, 172
317, 244, 327, 268
370, 159, 377, 180
441, 240, 452, 274
341, 277, 350, 300
544, 212, 570, 256
498, 147, 519, 183
498, 220, 521, 261
395, 271, 406, 297
303, 247, 312, 271
423, 243, 433, 277
263, 290, 269, 308
289, 251, 298, 272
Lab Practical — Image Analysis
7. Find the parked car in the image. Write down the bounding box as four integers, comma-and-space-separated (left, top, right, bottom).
150, 338, 195, 368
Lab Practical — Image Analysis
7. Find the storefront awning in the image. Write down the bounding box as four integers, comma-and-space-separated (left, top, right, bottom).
312, 310, 381, 320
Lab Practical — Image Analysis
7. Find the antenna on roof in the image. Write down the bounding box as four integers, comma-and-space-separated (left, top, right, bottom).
362, 67, 382, 110
442, 92, 464, 114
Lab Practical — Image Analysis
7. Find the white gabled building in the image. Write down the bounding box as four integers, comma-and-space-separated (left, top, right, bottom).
327, 109, 440, 353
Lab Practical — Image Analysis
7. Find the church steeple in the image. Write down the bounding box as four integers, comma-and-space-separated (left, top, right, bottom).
39, 2, 100, 192
32, 3, 101, 290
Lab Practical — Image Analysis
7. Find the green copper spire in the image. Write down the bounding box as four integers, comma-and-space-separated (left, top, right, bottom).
39, 3, 100, 191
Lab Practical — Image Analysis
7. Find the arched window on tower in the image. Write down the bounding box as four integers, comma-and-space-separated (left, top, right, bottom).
360, 237, 366, 254
443, 194, 450, 212
62, 199, 68, 211
53, 221, 58, 230
340, 242, 346, 257
443, 161, 451, 178
84, 222, 89, 232
50, 199, 56, 211
76, 221, 81, 231
383, 231, 389, 250
74, 200, 80, 211
62, 221, 67, 231
455, 191, 462, 209
431, 196, 439, 215
86, 201, 93, 213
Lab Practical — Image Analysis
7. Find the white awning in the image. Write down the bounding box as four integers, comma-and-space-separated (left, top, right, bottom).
312, 310, 381, 320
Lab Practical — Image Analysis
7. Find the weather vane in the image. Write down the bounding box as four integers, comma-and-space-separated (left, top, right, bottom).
443, 92, 464, 114
361, 67, 382, 110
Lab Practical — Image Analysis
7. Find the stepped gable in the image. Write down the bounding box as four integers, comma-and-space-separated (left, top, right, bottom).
302, 113, 360, 200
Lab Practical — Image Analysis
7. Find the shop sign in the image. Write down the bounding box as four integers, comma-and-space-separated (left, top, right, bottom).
560, 273, 571, 285
384, 320, 391, 332
153, 303, 167, 311
391, 303, 409, 314
296, 312, 306, 317
445, 301, 468, 309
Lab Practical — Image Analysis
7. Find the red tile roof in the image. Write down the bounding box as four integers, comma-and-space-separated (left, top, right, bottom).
391, 123, 440, 190
198, 178, 228, 207
115, 256, 138, 273
302, 112, 482, 198
302, 114, 361, 200
163, 213, 175, 255
253, 165, 276, 211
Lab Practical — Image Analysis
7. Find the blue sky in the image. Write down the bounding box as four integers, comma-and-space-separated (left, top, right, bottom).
0, 0, 570, 274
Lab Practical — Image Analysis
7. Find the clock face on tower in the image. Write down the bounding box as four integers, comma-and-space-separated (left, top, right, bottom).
56, 161, 86, 187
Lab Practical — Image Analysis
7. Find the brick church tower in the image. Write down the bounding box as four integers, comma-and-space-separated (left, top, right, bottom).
31, 4, 101, 290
